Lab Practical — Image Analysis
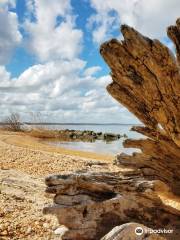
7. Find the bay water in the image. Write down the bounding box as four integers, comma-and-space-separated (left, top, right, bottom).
43, 124, 143, 155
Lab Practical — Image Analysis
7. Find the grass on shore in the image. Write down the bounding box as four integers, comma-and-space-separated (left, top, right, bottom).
28, 128, 62, 139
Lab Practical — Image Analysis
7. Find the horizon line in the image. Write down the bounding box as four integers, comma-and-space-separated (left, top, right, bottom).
0, 122, 141, 125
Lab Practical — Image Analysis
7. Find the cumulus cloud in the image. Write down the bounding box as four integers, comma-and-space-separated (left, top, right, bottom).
83, 66, 101, 76
88, 0, 180, 44
24, 0, 83, 61
0, 0, 141, 124
0, 66, 11, 85
0, 2, 22, 64
0, 61, 138, 123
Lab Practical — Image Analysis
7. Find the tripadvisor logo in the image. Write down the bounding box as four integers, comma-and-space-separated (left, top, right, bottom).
135, 227, 143, 236
135, 226, 173, 236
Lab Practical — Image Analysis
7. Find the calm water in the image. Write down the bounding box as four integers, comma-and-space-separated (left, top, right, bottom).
44, 124, 143, 155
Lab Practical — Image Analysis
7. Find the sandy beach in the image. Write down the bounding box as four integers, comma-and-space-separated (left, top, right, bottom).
0, 130, 114, 176
0, 130, 119, 239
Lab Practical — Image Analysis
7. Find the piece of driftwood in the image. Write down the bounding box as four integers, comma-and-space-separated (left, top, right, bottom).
43, 172, 180, 239
100, 19, 180, 194
43, 19, 180, 239
101, 223, 166, 240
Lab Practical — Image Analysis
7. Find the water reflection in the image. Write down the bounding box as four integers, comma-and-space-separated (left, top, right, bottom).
46, 138, 139, 155
43, 124, 143, 155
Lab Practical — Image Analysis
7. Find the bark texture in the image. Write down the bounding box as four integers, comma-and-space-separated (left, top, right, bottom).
43, 19, 180, 239
100, 19, 180, 194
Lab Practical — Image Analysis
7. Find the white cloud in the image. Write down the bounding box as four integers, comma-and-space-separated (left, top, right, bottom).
15, 58, 85, 89
0, 0, 141, 124
24, 0, 83, 61
87, 11, 118, 44
88, 0, 180, 44
0, 61, 138, 123
0, 66, 11, 85
0, 0, 16, 8
0, 3, 22, 64
83, 66, 101, 76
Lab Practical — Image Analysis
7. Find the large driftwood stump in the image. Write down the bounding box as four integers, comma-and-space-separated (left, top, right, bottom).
43, 19, 180, 239
100, 19, 180, 195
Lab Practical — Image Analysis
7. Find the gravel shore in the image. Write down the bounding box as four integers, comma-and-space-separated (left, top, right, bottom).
0, 130, 119, 239
0, 130, 179, 239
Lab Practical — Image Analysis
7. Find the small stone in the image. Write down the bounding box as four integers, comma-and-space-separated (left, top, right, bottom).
43, 223, 49, 229
0, 224, 4, 230
4, 222, 10, 228
26, 226, 32, 234
0, 230, 8, 236
54, 226, 68, 236
34, 221, 39, 225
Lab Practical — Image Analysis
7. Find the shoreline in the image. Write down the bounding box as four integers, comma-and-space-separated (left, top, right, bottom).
0, 130, 122, 239
1, 131, 180, 240
0, 130, 114, 162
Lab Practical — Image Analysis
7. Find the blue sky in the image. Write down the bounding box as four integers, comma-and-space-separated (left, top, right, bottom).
0, 0, 179, 123
6, 0, 109, 77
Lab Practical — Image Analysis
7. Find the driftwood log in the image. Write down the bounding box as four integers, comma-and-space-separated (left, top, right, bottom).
101, 223, 167, 240
43, 19, 180, 239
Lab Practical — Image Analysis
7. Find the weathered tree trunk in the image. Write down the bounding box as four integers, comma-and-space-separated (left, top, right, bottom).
43, 19, 180, 239
100, 19, 180, 195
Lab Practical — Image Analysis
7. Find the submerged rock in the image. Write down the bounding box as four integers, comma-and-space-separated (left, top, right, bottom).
104, 133, 121, 140
58, 129, 121, 142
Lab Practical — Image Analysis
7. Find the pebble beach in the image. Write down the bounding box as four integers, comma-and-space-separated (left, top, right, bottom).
0, 130, 119, 239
